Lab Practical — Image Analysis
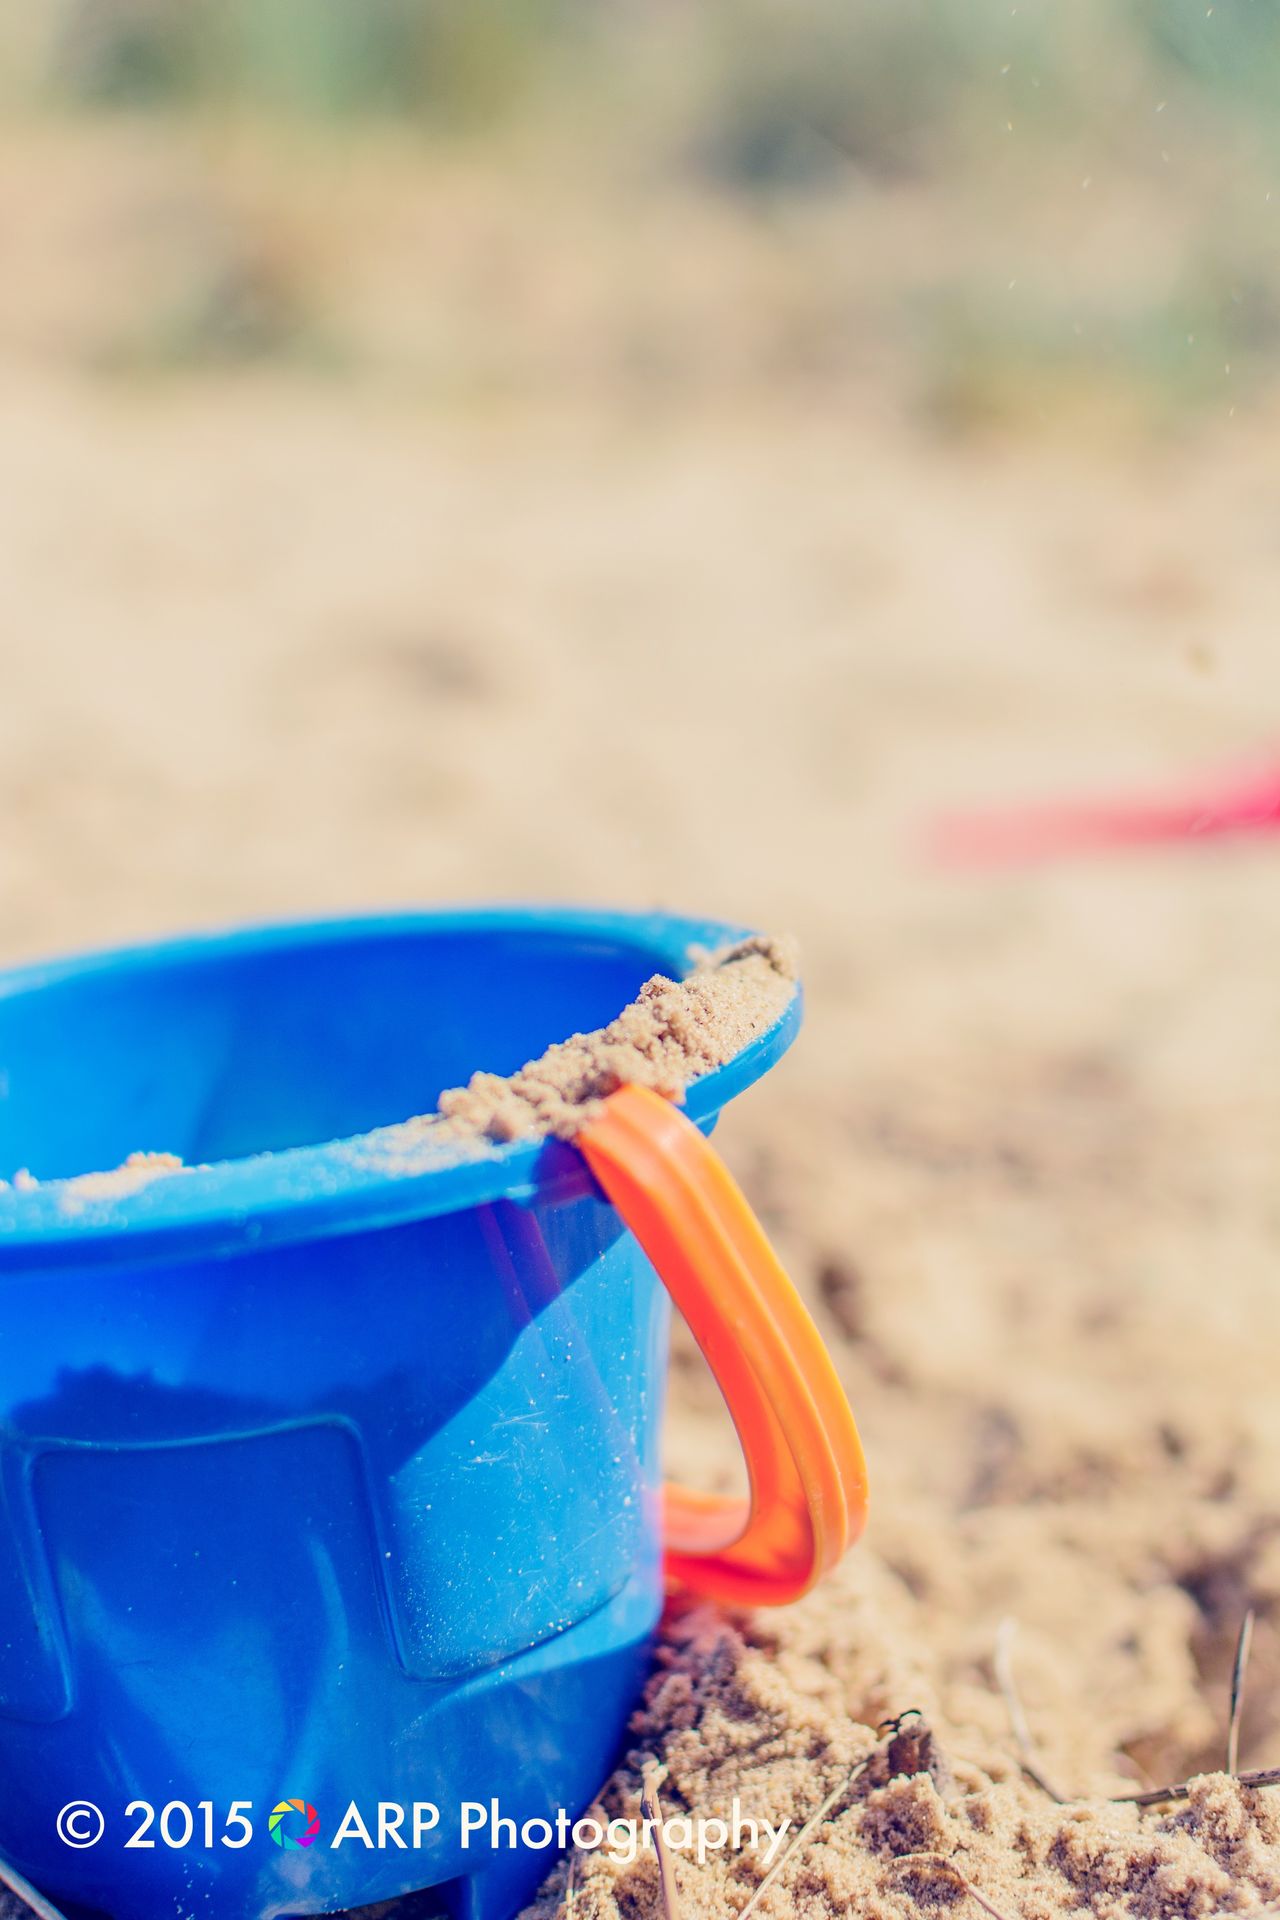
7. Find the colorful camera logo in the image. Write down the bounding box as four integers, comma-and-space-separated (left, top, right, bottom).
268, 1800, 320, 1849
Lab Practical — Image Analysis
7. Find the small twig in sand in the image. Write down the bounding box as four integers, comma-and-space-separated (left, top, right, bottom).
890, 1851, 1019, 1920
994, 1617, 1066, 1804
1227, 1609, 1256, 1777
641, 1762, 683, 1920
990, 1609, 1280, 1812
735, 1713, 920, 1920
1108, 1609, 1269, 1807
1110, 1763, 1280, 1809
735, 1755, 872, 1920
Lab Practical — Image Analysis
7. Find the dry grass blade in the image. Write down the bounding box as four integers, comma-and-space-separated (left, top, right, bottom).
0, 1851, 71, 1920
990, 1609, 1278, 1811
1109, 1606, 1280, 1805
1110, 1763, 1280, 1809
994, 1617, 1066, 1804
735, 1737, 886, 1920
890, 1851, 1019, 1920
1228, 1609, 1256, 1777
641, 1763, 683, 1920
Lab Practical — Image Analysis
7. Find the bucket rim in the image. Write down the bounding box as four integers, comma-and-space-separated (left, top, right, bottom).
0, 905, 801, 1270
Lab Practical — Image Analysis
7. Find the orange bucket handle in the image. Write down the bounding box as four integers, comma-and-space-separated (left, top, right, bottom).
576, 1085, 868, 1606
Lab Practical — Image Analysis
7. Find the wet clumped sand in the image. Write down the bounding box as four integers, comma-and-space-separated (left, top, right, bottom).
404, 934, 798, 1149
520, 1588, 1280, 1920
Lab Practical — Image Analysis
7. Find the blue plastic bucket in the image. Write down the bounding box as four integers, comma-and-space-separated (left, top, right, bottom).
0, 908, 800, 1920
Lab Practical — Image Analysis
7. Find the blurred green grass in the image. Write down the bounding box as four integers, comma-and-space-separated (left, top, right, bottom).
914, 256, 1280, 433
6, 0, 1279, 159
8, 0, 583, 121
6, 0, 1280, 419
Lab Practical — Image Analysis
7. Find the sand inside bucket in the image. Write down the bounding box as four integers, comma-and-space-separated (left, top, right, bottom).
1, 935, 797, 1197
421, 932, 797, 1147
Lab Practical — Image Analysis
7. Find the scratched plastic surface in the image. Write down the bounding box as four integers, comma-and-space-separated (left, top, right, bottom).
0, 909, 801, 1920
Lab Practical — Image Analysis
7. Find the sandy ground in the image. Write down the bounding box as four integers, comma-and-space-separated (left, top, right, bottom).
2, 121, 1280, 1918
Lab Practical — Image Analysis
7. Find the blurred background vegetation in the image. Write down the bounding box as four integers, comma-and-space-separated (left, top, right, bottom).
0, 0, 1277, 426
6, 0, 1280, 151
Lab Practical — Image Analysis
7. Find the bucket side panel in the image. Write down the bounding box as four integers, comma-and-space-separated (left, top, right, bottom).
375, 1195, 670, 1678
0, 1424, 405, 1915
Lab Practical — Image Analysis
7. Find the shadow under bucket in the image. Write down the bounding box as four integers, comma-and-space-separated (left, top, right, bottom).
0, 908, 806, 1920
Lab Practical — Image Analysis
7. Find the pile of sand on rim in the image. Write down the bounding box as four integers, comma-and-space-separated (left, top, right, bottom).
1, 935, 798, 1197
382, 932, 798, 1154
